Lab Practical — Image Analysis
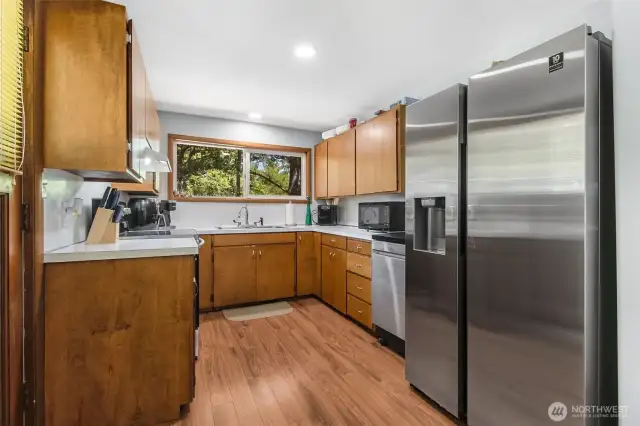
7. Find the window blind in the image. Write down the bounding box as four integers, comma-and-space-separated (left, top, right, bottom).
0, 0, 25, 174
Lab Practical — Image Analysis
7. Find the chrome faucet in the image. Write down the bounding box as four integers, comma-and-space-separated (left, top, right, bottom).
234, 205, 249, 227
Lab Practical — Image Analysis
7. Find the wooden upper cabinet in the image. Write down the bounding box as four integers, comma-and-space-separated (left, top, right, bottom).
145, 81, 161, 151
130, 20, 147, 180
327, 129, 356, 197
356, 108, 402, 194
314, 140, 328, 199
213, 246, 257, 307
42, 2, 144, 182
256, 244, 295, 302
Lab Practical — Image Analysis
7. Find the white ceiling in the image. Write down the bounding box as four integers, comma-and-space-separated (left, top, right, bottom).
118, 0, 605, 131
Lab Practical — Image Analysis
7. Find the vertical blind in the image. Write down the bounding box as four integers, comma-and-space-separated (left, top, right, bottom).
0, 0, 25, 174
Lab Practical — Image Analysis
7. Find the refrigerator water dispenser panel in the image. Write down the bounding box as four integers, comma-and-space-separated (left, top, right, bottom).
414, 197, 446, 254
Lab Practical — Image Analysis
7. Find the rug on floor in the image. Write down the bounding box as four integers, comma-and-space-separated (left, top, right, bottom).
222, 301, 294, 321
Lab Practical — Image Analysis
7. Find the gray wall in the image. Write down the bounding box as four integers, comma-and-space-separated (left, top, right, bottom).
612, 1, 640, 423
158, 111, 321, 228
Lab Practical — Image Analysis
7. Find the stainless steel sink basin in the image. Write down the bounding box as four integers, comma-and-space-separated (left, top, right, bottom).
215, 225, 286, 230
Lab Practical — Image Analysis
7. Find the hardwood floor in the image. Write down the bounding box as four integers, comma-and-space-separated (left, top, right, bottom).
171, 298, 455, 426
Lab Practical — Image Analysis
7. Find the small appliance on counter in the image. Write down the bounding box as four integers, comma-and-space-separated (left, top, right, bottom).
358, 201, 405, 231
159, 199, 177, 228
317, 205, 338, 225
127, 197, 160, 230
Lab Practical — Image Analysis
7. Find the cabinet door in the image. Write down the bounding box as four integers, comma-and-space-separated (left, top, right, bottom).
321, 245, 334, 306
257, 244, 296, 302
213, 246, 257, 307
356, 109, 399, 194
327, 129, 356, 197
321, 246, 347, 313
297, 233, 318, 296
314, 141, 328, 199
198, 236, 213, 311
129, 20, 147, 179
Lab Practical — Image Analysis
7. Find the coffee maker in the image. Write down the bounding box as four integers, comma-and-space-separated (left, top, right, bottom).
159, 200, 177, 227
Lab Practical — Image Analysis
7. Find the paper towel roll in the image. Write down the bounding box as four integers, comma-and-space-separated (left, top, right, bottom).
285, 202, 296, 226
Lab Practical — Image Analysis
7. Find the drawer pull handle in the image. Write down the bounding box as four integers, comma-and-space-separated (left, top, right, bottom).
357, 310, 364, 315
356, 245, 363, 250
355, 264, 362, 268
299, 235, 302, 241
252, 250, 255, 258
356, 286, 363, 290
331, 239, 336, 243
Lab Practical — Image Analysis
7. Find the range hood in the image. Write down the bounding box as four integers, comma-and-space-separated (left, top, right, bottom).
141, 146, 172, 173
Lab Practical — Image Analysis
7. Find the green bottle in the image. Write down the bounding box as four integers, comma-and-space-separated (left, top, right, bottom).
305, 196, 312, 225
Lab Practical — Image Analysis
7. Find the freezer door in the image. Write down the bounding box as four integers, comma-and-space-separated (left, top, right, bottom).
467, 25, 600, 426
405, 84, 465, 418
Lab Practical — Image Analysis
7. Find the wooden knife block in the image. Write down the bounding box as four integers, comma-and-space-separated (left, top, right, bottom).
86, 208, 119, 244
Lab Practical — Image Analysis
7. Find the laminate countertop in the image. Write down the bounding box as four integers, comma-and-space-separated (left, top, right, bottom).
44, 226, 379, 264
194, 225, 379, 241
44, 237, 199, 264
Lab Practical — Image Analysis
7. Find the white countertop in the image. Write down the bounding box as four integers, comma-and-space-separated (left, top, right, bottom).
194, 225, 379, 241
44, 238, 199, 264
44, 225, 377, 264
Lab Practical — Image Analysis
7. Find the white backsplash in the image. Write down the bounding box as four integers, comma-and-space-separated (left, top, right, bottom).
43, 169, 130, 252
172, 201, 313, 229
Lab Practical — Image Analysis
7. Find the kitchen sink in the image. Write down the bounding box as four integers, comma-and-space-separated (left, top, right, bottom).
215, 225, 286, 230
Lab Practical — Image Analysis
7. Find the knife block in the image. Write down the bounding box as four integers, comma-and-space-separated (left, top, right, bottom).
86, 208, 119, 244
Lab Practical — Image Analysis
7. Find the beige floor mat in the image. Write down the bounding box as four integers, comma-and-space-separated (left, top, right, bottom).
222, 301, 293, 322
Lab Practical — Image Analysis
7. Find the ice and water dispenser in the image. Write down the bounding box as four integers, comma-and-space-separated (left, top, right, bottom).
414, 197, 447, 255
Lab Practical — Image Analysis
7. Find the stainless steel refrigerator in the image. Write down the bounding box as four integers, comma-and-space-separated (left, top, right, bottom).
405, 83, 467, 419
466, 25, 617, 426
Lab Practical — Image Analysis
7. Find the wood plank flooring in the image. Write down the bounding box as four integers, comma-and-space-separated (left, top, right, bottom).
170, 298, 455, 426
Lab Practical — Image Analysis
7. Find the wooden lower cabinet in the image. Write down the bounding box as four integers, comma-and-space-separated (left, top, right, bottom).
257, 244, 295, 301
297, 232, 321, 296
198, 235, 214, 311
44, 256, 195, 426
321, 245, 347, 313
213, 246, 257, 307
212, 239, 296, 308
347, 294, 373, 329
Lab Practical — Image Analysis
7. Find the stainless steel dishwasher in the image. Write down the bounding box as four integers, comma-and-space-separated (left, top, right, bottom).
372, 232, 406, 355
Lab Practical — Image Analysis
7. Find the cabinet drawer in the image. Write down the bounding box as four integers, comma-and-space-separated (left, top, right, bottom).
321, 234, 347, 250
347, 252, 371, 278
347, 239, 371, 256
347, 273, 371, 304
347, 294, 372, 329
213, 232, 296, 247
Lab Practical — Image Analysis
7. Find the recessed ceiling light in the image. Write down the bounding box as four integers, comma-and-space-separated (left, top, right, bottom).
248, 112, 262, 120
294, 43, 316, 59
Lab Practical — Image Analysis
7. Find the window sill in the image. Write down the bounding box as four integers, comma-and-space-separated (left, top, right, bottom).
171, 196, 308, 204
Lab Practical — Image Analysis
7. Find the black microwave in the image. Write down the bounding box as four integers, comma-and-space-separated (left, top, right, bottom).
317, 205, 338, 225
358, 201, 405, 231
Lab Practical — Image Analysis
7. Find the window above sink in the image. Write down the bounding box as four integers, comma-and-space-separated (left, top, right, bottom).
168, 134, 311, 204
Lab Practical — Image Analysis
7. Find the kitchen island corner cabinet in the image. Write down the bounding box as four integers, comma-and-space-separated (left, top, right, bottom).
44, 255, 195, 426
